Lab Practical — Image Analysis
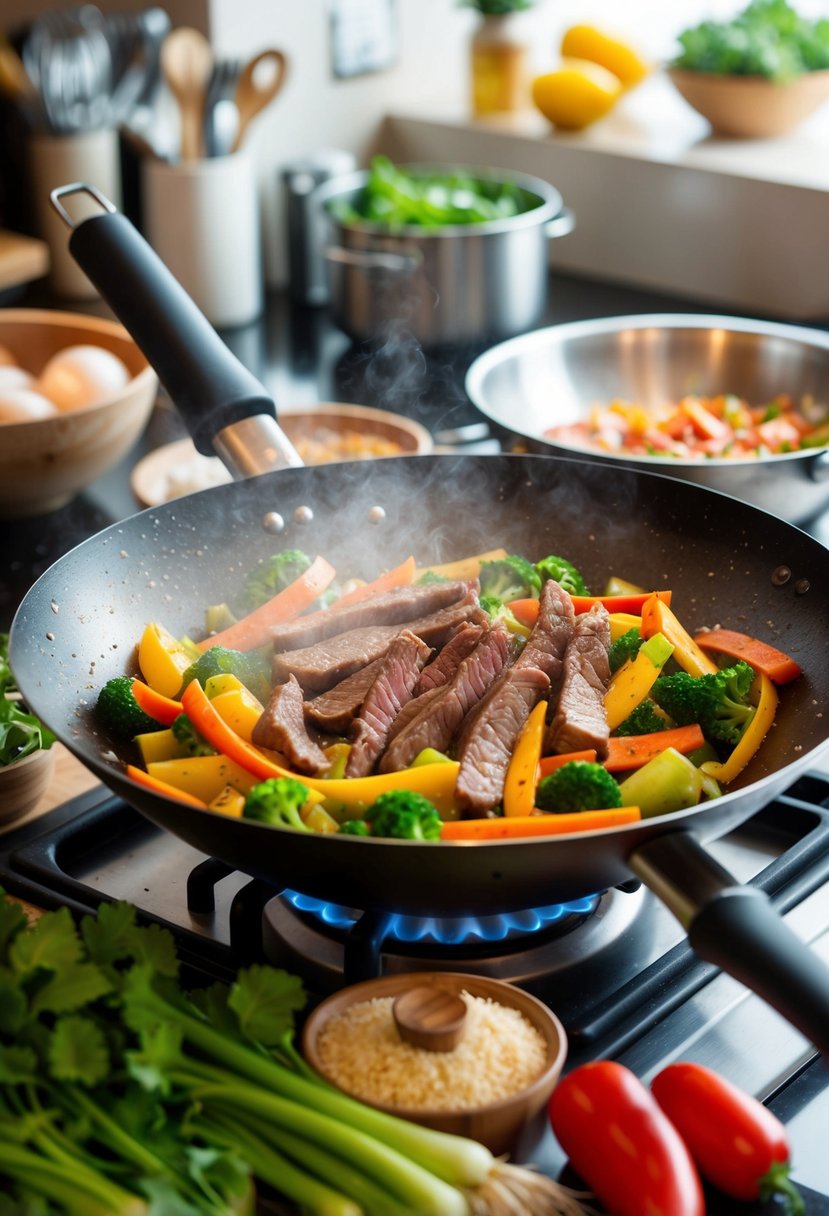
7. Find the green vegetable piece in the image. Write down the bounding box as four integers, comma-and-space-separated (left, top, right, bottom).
179, 644, 271, 704
535, 761, 623, 814
338, 819, 371, 836
96, 676, 159, 741
672, 0, 829, 81
478, 554, 541, 602
170, 713, 216, 757
534, 554, 589, 596
410, 748, 454, 768
608, 627, 644, 674
480, 596, 530, 637
640, 632, 675, 669
245, 549, 312, 610
244, 778, 313, 831
651, 659, 756, 749
614, 699, 669, 737
367, 790, 443, 840
617, 747, 704, 818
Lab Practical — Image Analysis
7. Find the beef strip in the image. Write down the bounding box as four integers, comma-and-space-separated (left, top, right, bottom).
455, 665, 551, 816
274, 593, 486, 692
303, 658, 385, 734
414, 621, 486, 694
379, 623, 512, 774
251, 674, 329, 776
545, 603, 612, 758
514, 577, 575, 683
267, 580, 474, 651
345, 631, 432, 778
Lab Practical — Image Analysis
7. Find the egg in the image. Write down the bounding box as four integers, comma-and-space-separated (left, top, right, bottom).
0, 388, 60, 423
0, 366, 36, 392
36, 344, 131, 412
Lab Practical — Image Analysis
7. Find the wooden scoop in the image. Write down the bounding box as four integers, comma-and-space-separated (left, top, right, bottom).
160, 27, 213, 162
393, 984, 468, 1053
231, 48, 287, 153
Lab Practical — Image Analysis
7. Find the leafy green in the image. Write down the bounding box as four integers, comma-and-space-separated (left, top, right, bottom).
673, 0, 829, 80
331, 154, 535, 230
0, 633, 56, 767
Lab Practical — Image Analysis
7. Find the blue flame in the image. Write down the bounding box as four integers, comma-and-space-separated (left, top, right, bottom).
282, 891, 600, 945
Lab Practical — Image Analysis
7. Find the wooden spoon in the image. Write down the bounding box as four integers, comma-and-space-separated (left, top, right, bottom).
160, 26, 212, 162
392, 985, 468, 1053
230, 48, 287, 153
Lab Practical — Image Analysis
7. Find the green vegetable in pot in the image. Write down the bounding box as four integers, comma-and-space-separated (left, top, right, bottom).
534, 554, 589, 597
479, 553, 541, 602
535, 760, 623, 814
178, 645, 272, 705
617, 747, 704, 817
244, 777, 314, 830
651, 660, 756, 750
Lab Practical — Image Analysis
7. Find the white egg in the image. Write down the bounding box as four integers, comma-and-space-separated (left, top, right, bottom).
0, 366, 35, 392
36, 344, 131, 412
0, 388, 60, 423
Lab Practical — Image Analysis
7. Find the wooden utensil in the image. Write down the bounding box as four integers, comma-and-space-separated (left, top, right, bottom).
393, 985, 468, 1052
230, 48, 287, 152
160, 26, 212, 162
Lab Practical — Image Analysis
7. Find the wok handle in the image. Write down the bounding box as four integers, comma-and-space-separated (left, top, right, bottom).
56, 187, 301, 470
630, 831, 829, 1058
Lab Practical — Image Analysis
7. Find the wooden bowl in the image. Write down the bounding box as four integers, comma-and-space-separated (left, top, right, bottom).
0, 309, 157, 517
301, 971, 567, 1156
667, 67, 829, 138
0, 746, 56, 825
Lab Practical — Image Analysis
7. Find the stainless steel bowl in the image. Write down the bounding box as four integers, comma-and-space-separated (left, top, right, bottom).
465, 313, 829, 524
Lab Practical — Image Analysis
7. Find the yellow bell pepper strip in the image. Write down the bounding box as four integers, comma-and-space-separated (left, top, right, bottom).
609, 612, 643, 643
138, 623, 194, 698
180, 678, 460, 814
125, 763, 208, 808
131, 678, 184, 726
604, 575, 645, 596
604, 632, 674, 731
640, 594, 719, 678
441, 807, 641, 840
146, 755, 260, 804
503, 700, 548, 818
209, 784, 246, 817
302, 804, 341, 834
415, 548, 507, 582
196, 554, 337, 652
135, 728, 189, 767
700, 673, 778, 785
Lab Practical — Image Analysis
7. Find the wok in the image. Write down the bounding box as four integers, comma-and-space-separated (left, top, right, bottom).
464, 314, 829, 525
10, 186, 829, 1056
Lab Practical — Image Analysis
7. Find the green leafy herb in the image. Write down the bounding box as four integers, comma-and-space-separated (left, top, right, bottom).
0, 633, 55, 767
673, 0, 829, 81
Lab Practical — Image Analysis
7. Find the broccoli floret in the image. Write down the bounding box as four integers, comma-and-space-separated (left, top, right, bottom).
245, 550, 312, 609
243, 777, 313, 830
535, 761, 623, 814
171, 713, 216, 756
338, 819, 371, 836
651, 660, 756, 749
534, 555, 589, 596
614, 699, 668, 737
179, 645, 271, 704
96, 676, 160, 740
608, 627, 645, 674
366, 790, 443, 840
478, 555, 541, 602
416, 571, 451, 584
480, 595, 529, 638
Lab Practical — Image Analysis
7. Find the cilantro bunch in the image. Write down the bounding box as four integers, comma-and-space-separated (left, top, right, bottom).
0, 632, 55, 767
673, 0, 829, 81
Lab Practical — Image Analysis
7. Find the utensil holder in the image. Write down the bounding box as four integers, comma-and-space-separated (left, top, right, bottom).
141, 150, 263, 329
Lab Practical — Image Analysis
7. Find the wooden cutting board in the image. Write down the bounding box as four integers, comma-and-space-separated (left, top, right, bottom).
0, 228, 49, 293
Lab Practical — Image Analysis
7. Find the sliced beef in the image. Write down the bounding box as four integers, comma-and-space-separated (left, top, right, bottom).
274, 593, 486, 693
545, 603, 612, 758
303, 658, 384, 734
415, 621, 486, 694
455, 666, 551, 816
379, 623, 512, 774
515, 577, 575, 683
345, 631, 432, 778
267, 580, 474, 651
251, 675, 328, 776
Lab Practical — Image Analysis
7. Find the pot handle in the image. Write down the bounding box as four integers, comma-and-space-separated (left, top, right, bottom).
545, 206, 576, 240
324, 244, 421, 274
50, 183, 302, 475
629, 830, 829, 1058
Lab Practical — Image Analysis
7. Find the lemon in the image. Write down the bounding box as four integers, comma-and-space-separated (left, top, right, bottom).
532, 59, 623, 131
561, 25, 650, 90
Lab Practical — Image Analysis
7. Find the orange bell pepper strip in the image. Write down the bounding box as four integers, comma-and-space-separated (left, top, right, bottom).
131, 679, 183, 727
640, 594, 718, 678
440, 806, 641, 840
503, 700, 548, 818
196, 555, 336, 652
332, 556, 416, 609
125, 763, 209, 808
538, 749, 598, 778
694, 628, 802, 685
700, 673, 778, 785
604, 724, 706, 773
509, 591, 671, 628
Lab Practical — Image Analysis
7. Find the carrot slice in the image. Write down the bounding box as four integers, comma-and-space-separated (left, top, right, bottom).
125, 763, 208, 808
332, 555, 417, 609
508, 598, 541, 627
440, 807, 641, 840
604, 725, 706, 772
508, 591, 671, 628
196, 554, 337, 652
131, 679, 183, 727
694, 627, 802, 685
538, 749, 598, 778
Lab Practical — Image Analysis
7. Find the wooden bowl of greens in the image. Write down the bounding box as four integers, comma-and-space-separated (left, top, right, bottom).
0, 631, 56, 823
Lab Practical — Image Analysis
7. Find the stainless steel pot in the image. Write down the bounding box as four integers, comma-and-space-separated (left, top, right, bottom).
314, 165, 575, 348
465, 313, 829, 524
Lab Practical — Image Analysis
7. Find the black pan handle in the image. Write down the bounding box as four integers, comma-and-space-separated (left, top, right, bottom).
630, 832, 829, 1058
50, 183, 302, 473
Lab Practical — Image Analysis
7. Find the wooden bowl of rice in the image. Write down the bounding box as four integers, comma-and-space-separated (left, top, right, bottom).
301, 972, 567, 1155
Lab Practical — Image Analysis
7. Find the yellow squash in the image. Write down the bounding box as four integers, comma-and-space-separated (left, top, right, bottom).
532, 58, 623, 131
